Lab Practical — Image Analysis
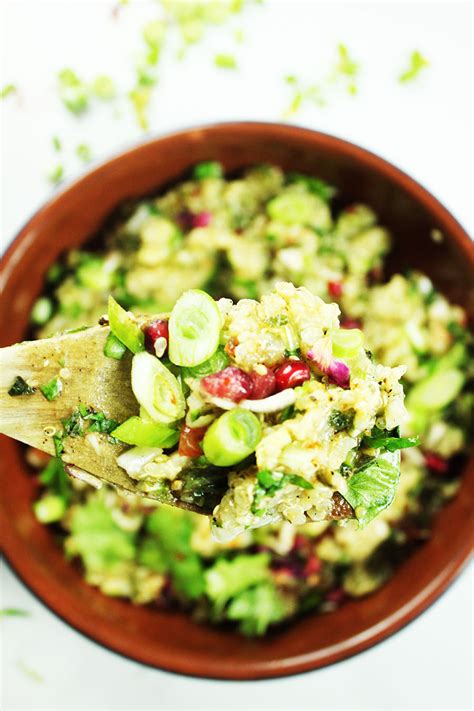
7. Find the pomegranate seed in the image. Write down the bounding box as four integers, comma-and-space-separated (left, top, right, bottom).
249, 369, 276, 399
192, 211, 212, 228
293, 534, 309, 551
369, 266, 383, 284
327, 281, 343, 298
144, 319, 169, 355
304, 554, 322, 577
201, 366, 254, 402
275, 360, 311, 391
176, 210, 193, 230
340, 317, 362, 330
325, 587, 346, 604
424, 452, 449, 474
178, 424, 207, 457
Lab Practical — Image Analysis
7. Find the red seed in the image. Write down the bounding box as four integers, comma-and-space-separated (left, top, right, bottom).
275, 360, 311, 391
325, 587, 346, 604
327, 281, 343, 298
340, 317, 362, 330
304, 554, 322, 577
178, 424, 207, 457
201, 366, 254, 401
424, 452, 449, 474
144, 319, 169, 354
249, 368, 276, 399
192, 211, 212, 228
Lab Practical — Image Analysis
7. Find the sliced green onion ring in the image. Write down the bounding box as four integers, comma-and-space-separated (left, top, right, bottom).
108, 296, 144, 354
331, 328, 364, 359
202, 408, 262, 467
111, 417, 179, 448
131, 351, 185, 423
168, 289, 221, 367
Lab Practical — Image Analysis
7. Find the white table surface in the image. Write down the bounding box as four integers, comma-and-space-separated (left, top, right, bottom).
1, 1, 472, 709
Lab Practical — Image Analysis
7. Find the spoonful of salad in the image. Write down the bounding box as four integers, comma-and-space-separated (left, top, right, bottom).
0, 283, 416, 539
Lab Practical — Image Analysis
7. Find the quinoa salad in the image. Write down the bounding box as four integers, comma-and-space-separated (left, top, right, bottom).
26, 162, 473, 637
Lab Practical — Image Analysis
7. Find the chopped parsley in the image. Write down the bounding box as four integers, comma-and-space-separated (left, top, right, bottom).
76, 143, 92, 163
8, 376, 36, 397
252, 469, 313, 515
40, 377, 63, 401
287, 173, 336, 202
0, 608, 30, 617
332, 43, 359, 95
363, 426, 419, 452
329, 409, 355, 432
46, 164, 64, 185
38, 457, 72, 503
284, 75, 325, 116
52, 405, 120, 459
399, 50, 429, 83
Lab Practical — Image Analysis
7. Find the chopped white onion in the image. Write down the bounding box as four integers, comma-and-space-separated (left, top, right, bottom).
116, 446, 162, 476
203, 388, 297, 414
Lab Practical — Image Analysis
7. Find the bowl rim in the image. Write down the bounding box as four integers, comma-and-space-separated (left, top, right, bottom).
1, 121, 473, 680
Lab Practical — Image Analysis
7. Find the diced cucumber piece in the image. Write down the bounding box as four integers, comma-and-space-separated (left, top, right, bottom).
192, 161, 223, 179
132, 351, 185, 423
111, 417, 179, 448
168, 289, 221, 367
406, 368, 465, 413
108, 296, 145, 354
266, 191, 329, 227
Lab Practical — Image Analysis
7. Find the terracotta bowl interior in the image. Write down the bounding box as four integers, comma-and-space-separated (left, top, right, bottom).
1, 123, 473, 680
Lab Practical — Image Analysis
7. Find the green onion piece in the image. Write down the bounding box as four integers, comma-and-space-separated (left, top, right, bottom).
202, 408, 262, 466
111, 416, 179, 448
131, 351, 185, 423
76, 143, 92, 163
181, 347, 229, 379
192, 161, 223, 180
52, 135, 62, 152
406, 368, 465, 413
47, 164, 64, 185
168, 289, 221, 367
8, 376, 36, 397
331, 328, 364, 359
57, 68, 89, 114
1, 83, 16, 100
214, 53, 238, 69
108, 296, 145, 353
40, 377, 63, 401
33, 494, 67, 523
91, 75, 116, 100
103, 332, 127, 360
399, 50, 429, 83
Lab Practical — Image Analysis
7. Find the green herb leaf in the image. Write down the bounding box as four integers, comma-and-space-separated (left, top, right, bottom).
76, 143, 92, 163
40, 377, 63, 401
8, 376, 36, 397
345, 450, 400, 526
329, 409, 355, 432
399, 50, 429, 83
287, 172, 336, 202
47, 164, 64, 185
52, 135, 62, 152
38, 457, 71, 502
192, 161, 223, 180
363, 427, 419, 452
58, 68, 89, 114
252, 469, 313, 515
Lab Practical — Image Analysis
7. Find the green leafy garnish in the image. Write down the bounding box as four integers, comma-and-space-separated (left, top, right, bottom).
205, 553, 270, 610
226, 581, 288, 636
345, 451, 400, 526
58, 68, 89, 114
332, 43, 359, 94
214, 53, 237, 69
47, 164, 64, 185
252, 469, 313, 515
399, 50, 429, 83
52, 135, 62, 152
91, 75, 116, 100
0, 83, 16, 99
76, 144, 92, 163
329, 409, 355, 432
141, 507, 205, 598
40, 377, 63, 401
363, 427, 419, 452
0, 608, 30, 617
8, 376, 36, 397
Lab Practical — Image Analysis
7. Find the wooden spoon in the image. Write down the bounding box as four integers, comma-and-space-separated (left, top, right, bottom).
0, 324, 353, 520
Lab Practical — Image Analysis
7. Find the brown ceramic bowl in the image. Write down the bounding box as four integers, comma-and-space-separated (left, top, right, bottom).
1, 122, 473, 680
